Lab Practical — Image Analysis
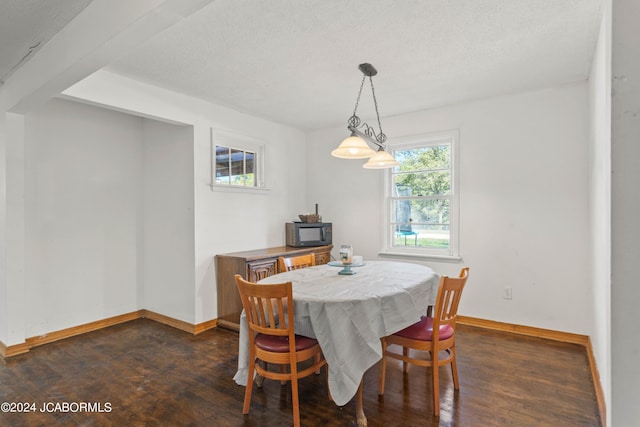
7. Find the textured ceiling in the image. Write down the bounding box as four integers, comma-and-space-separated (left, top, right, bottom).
1, 0, 603, 131
0, 0, 93, 85
106, 0, 603, 130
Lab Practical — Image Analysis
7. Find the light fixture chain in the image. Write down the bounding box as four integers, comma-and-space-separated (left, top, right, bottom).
352, 74, 367, 117
369, 76, 386, 144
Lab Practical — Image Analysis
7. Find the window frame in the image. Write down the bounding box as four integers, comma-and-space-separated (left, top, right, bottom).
210, 128, 267, 193
380, 130, 460, 260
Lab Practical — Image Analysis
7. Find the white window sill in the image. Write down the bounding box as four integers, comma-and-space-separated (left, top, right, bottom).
209, 184, 271, 195
378, 250, 462, 263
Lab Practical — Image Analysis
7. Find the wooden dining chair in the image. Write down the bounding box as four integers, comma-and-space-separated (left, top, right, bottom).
278, 253, 315, 272
378, 267, 470, 417
234, 274, 326, 427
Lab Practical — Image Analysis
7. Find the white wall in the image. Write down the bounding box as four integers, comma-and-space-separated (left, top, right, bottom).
6, 83, 306, 339
0, 67, 310, 345
1, 113, 28, 345
0, 114, 6, 344
612, 0, 640, 424
308, 83, 592, 334
193, 120, 308, 323
0, 0, 216, 347
142, 119, 195, 323
3, 68, 601, 354
63, 70, 309, 325
24, 98, 143, 337
588, 2, 612, 424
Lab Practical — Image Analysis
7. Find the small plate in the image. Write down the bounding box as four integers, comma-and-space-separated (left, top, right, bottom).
328, 261, 366, 268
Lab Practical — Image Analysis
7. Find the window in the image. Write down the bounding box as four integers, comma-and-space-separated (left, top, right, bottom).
210, 128, 266, 191
382, 131, 459, 259
214, 146, 255, 186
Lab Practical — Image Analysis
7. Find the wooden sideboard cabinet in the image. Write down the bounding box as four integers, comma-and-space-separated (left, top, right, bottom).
215, 245, 333, 330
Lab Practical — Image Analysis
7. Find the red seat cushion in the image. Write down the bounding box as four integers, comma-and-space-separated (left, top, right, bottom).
393, 316, 454, 341
255, 334, 319, 353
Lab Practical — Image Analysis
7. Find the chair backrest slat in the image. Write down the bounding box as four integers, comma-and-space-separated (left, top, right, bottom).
275, 298, 286, 329
278, 254, 316, 272
255, 296, 267, 326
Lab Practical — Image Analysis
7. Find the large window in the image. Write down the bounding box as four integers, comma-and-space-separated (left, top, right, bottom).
210, 128, 265, 191
383, 131, 459, 259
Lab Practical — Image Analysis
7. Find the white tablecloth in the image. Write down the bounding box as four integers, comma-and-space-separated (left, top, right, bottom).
233, 260, 439, 406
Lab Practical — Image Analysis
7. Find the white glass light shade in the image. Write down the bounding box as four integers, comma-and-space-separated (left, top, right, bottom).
331, 135, 376, 159
362, 149, 399, 169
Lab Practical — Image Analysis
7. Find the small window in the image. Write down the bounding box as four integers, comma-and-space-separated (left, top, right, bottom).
210, 128, 266, 191
382, 131, 459, 259
215, 146, 256, 187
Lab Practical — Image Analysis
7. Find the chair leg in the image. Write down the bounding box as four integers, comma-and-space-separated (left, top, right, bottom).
256, 360, 265, 388
281, 364, 287, 385
315, 352, 321, 375
432, 350, 440, 417
290, 359, 301, 427
243, 349, 256, 414
403, 347, 410, 373
378, 339, 387, 395
327, 364, 333, 401
450, 346, 459, 389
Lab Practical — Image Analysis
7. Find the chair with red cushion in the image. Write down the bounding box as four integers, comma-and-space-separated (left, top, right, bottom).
378, 267, 469, 416
235, 274, 326, 427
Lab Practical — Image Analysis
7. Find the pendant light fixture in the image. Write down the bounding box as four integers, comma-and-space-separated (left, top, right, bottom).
331, 63, 399, 169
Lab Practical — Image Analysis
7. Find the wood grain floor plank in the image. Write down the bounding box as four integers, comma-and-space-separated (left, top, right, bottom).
0, 320, 601, 426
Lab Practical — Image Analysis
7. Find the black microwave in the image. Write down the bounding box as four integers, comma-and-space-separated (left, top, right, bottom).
286, 222, 332, 247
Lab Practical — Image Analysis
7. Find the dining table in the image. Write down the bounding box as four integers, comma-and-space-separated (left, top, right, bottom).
233, 260, 439, 426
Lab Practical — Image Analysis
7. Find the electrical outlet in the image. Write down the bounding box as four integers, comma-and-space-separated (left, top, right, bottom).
503, 287, 512, 300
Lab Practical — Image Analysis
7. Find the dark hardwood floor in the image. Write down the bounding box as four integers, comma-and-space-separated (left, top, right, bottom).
0, 319, 601, 426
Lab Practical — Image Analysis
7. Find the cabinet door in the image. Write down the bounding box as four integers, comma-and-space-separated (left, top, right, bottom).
247, 259, 278, 282
315, 251, 331, 265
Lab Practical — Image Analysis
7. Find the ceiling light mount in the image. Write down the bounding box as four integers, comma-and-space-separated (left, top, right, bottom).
331, 63, 398, 169
358, 62, 378, 77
